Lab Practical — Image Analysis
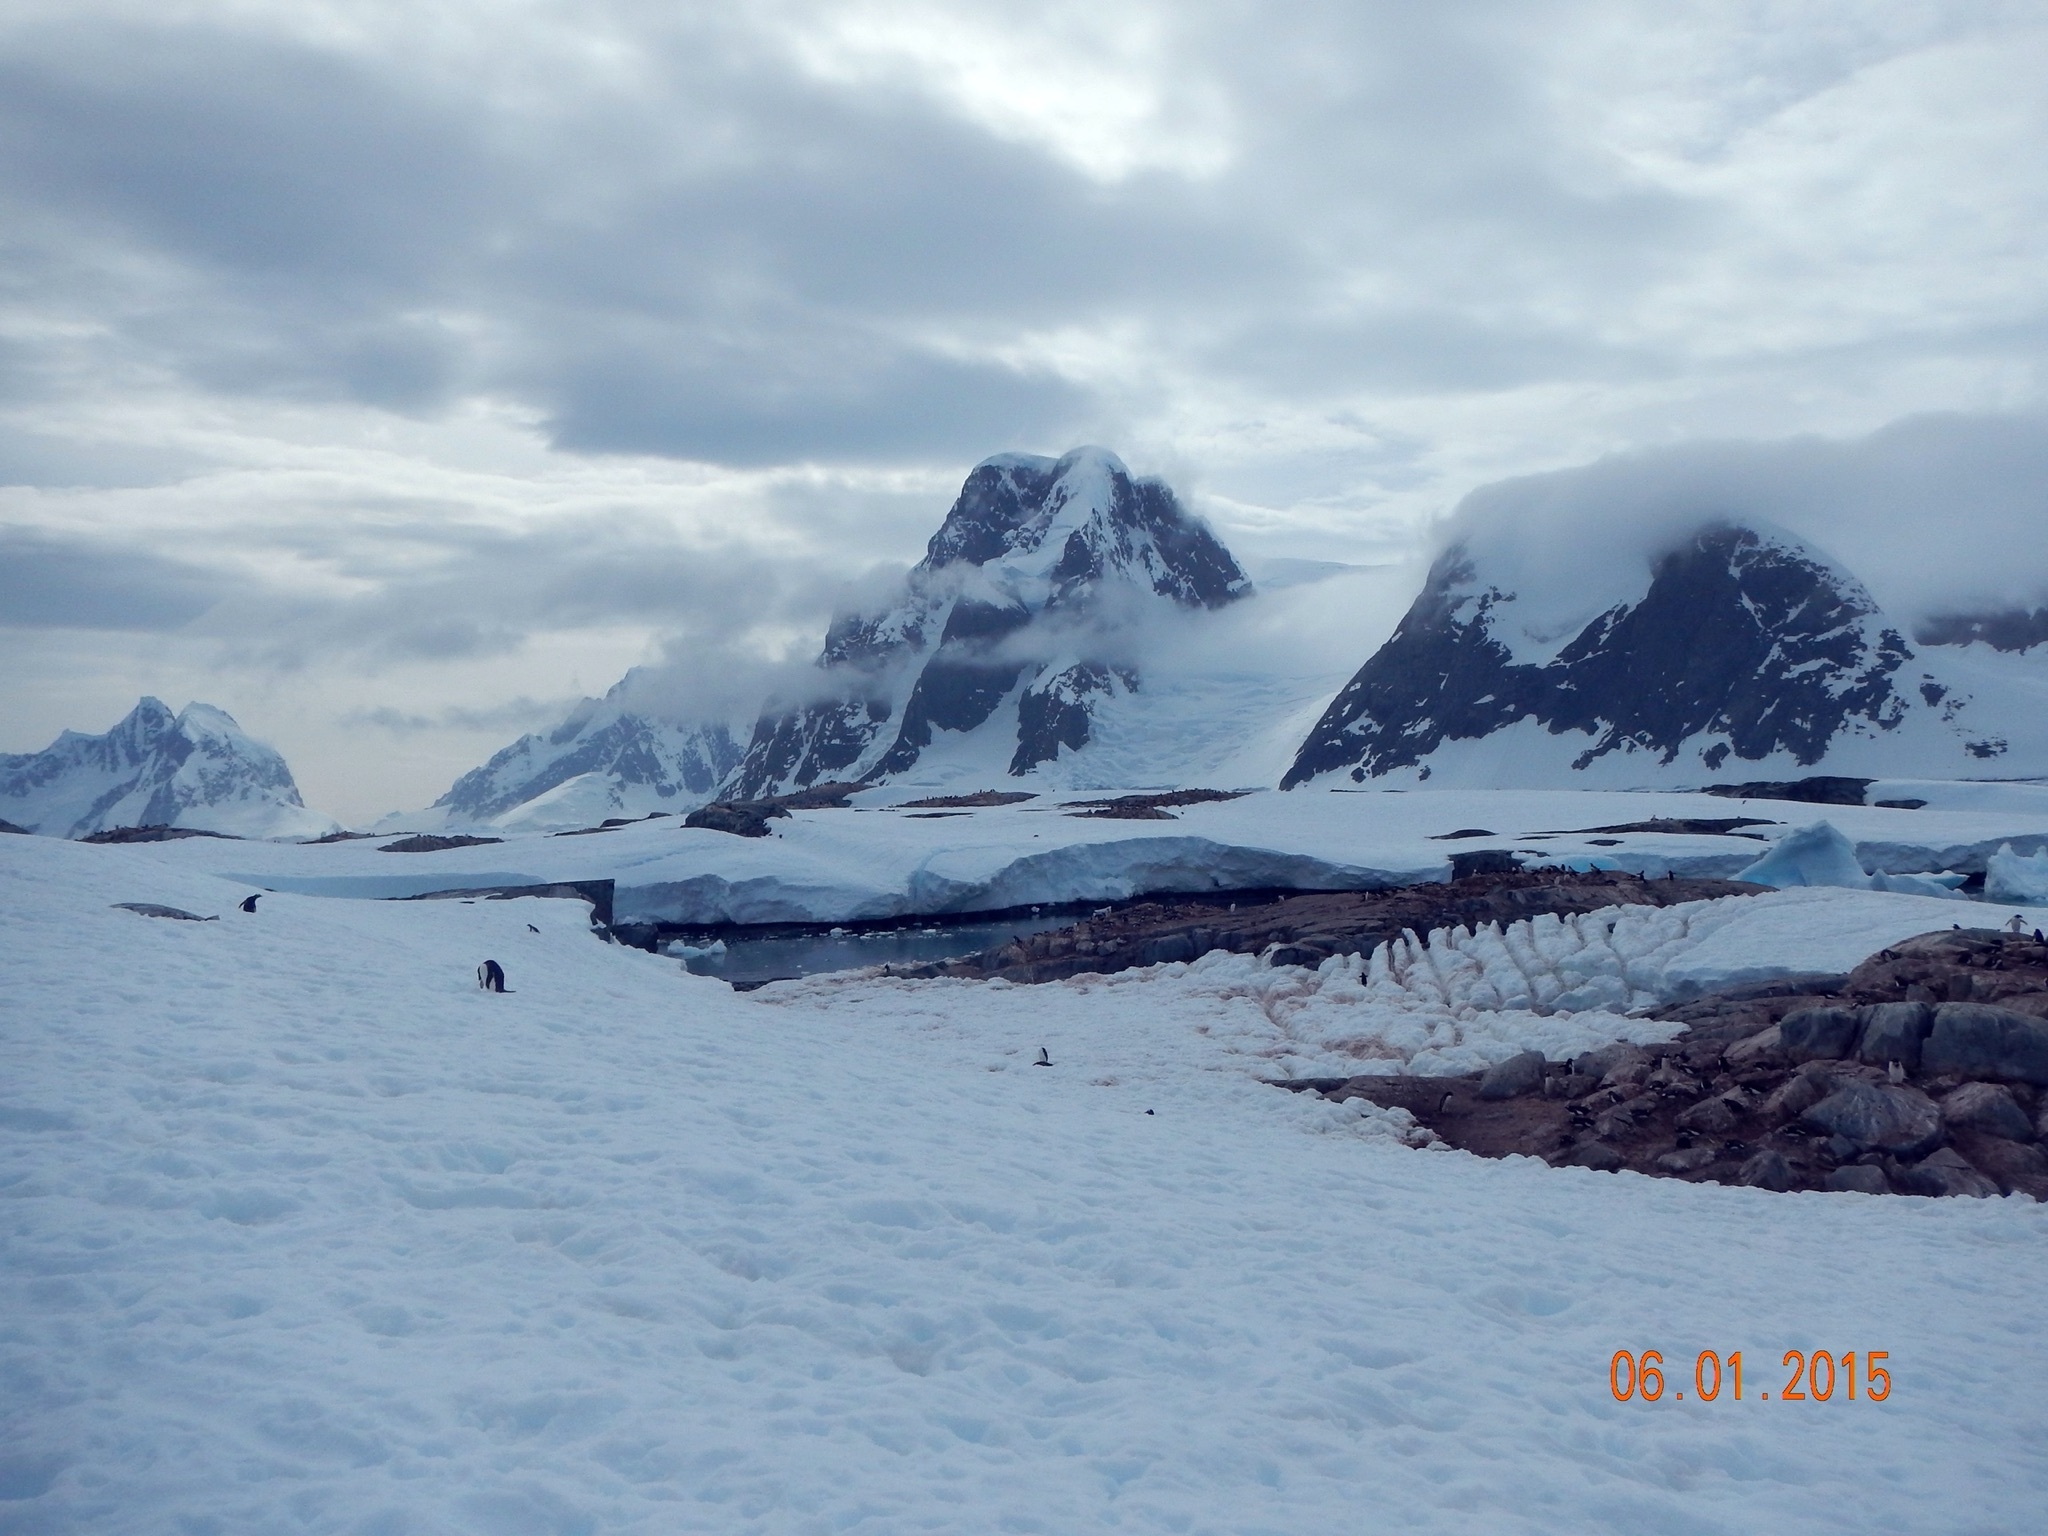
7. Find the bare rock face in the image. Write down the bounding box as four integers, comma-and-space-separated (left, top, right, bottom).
1922, 1003, 2048, 1085
1798, 1081, 1944, 1159
1738, 1150, 1797, 1192
1940, 1083, 2034, 1141
1780, 1007, 1864, 1062
1854, 1002, 1933, 1071
1950, 1133, 2048, 1197
1825, 1165, 1892, 1195
1896, 1148, 2000, 1199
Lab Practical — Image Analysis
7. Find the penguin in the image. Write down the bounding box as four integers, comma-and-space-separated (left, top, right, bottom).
526, 923, 540, 933
2007, 914, 2028, 935
1887, 1060, 1906, 1084
239, 894, 260, 912
1033, 1046, 1053, 1067
478, 959, 508, 993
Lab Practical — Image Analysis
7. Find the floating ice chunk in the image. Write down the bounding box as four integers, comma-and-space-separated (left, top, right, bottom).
1987, 844, 2048, 905
661, 937, 728, 959
1735, 821, 1873, 890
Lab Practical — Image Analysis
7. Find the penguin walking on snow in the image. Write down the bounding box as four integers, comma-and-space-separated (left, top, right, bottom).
1033, 1046, 1053, 1067
478, 959, 509, 993
239, 894, 260, 912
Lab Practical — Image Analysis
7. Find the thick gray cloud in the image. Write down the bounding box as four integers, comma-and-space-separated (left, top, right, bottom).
0, 1, 1864, 468
1444, 412, 2048, 625
0, 527, 231, 629
181, 514, 875, 672
0, 1, 2042, 818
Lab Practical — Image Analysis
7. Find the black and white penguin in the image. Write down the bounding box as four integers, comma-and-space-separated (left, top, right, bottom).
478, 959, 507, 993
239, 894, 260, 912
1033, 1046, 1052, 1067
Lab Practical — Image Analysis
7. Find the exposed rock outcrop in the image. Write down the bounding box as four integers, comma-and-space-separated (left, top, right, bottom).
1281, 926, 2048, 1199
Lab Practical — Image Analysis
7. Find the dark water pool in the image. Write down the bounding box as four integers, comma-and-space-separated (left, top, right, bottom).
674, 911, 1079, 988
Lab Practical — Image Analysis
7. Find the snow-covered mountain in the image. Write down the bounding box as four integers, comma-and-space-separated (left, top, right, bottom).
421, 672, 743, 832
0, 697, 335, 839
1285, 521, 2048, 790
726, 447, 1251, 796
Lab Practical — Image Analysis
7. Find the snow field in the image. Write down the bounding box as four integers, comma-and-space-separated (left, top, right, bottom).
6, 836, 2048, 1532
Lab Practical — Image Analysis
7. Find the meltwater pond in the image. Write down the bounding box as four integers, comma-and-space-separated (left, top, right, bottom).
671, 911, 1079, 988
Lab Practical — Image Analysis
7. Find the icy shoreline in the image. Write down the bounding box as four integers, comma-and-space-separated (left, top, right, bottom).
107, 783, 2048, 927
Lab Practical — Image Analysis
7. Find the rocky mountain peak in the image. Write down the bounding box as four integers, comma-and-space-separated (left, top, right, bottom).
920, 447, 1247, 611
1285, 520, 1930, 788
725, 448, 1249, 797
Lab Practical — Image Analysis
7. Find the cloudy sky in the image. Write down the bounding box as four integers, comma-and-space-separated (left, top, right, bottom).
3, 0, 2046, 820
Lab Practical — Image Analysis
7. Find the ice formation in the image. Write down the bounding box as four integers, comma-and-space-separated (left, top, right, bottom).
1989, 842, 2048, 905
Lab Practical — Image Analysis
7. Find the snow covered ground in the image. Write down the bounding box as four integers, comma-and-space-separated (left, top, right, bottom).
131, 782, 2048, 927
7, 833, 2048, 1532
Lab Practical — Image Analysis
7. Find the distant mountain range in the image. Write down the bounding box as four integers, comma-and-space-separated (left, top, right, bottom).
396, 447, 1263, 831
1284, 520, 2048, 789
424, 676, 742, 831
11, 450, 2048, 840
0, 698, 334, 839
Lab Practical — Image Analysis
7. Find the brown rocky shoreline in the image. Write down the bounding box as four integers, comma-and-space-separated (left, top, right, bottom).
1277, 926, 2048, 1199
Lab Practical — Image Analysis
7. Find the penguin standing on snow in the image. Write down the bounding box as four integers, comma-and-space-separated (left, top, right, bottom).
1033, 1046, 1053, 1067
239, 894, 261, 912
478, 959, 508, 993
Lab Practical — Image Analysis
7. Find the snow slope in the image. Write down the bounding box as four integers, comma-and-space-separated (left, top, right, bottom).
8, 829, 2048, 1532
144, 784, 2048, 927
0, 696, 335, 839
